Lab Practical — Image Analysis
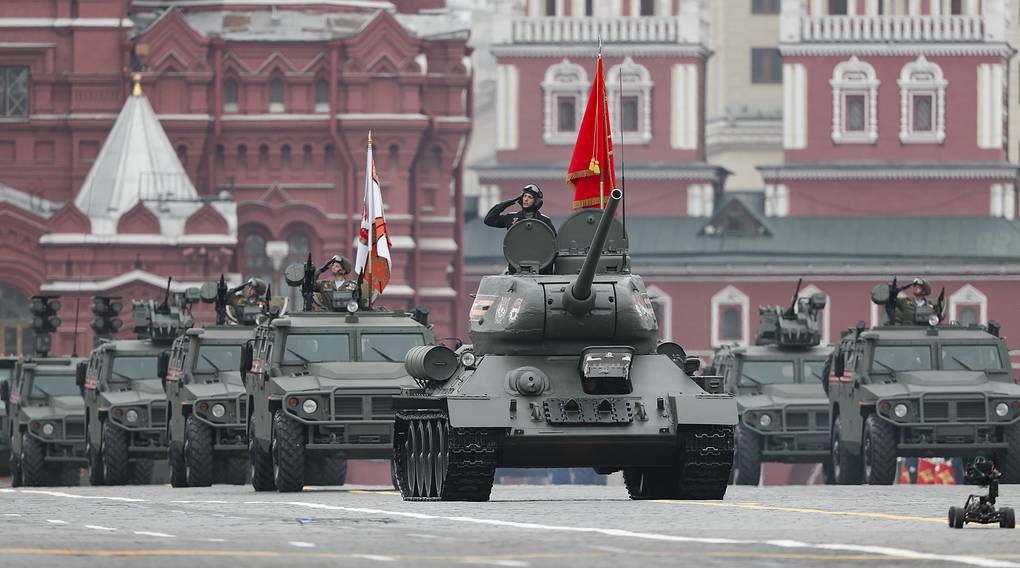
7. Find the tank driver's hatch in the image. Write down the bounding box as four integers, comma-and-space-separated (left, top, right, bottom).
503, 219, 557, 274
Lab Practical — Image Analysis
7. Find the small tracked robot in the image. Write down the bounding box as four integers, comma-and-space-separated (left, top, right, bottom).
948, 457, 1015, 529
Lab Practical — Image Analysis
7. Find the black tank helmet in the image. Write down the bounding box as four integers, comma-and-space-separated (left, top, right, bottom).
912, 277, 932, 296
521, 184, 544, 212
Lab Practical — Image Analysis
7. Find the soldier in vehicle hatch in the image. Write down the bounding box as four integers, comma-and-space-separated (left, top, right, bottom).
896, 278, 936, 325
233, 278, 268, 308
316, 255, 357, 293
484, 184, 556, 235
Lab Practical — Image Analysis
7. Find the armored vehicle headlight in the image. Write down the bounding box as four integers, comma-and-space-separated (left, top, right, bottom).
211, 403, 226, 418
346, 300, 359, 313
995, 402, 1010, 417
125, 409, 140, 423
894, 403, 909, 418
460, 351, 477, 368
758, 413, 773, 427
41, 423, 55, 436
302, 399, 319, 414
928, 314, 940, 327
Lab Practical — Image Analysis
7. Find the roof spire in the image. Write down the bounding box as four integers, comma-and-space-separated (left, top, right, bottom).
132, 72, 143, 97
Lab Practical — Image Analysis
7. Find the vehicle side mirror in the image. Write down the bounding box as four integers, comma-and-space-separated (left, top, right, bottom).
821, 361, 831, 394
833, 351, 846, 378
240, 341, 254, 377
75, 362, 87, 389
0, 380, 9, 403
157, 352, 170, 381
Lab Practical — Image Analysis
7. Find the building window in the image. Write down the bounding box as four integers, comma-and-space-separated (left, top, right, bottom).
0, 282, 32, 356
607, 57, 653, 144
949, 284, 987, 326
640, 0, 654, 15
585, 0, 593, 16
990, 184, 1015, 219
687, 184, 714, 217
542, 59, 587, 145
721, 307, 741, 340
830, 56, 879, 144
237, 144, 248, 167
269, 78, 284, 112
223, 78, 239, 112
315, 78, 329, 113
545, 0, 556, 16
281, 144, 292, 168
752, 0, 780, 14
898, 55, 946, 144
0, 66, 29, 118
764, 184, 789, 217
176, 144, 188, 168
302, 144, 314, 169
828, 0, 848, 14
215, 144, 225, 168
242, 232, 272, 282
751, 48, 782, 84
950, 0, 963, 14
711, 285, 749, 347
258, 144, 269, 167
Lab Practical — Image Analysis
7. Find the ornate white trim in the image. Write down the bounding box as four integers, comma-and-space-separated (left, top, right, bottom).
758, 164, 1019, 181
492, 45, 710, 58
496, 64, 520, 150
711, 285, 749, 347
830, 56, 879, 144
898, 55, 946, 144
608, 57, 653, 144
949, 283, 988, 325
779, 45, 1014, 58
989, 184, 1016, 219
541, 59, 588, 145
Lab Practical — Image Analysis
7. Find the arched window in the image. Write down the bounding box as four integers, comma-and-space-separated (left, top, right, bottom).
388, 144, 400, 169
315, 78, 329, 112
215, 144, 225, 168
712, 285, 749, 347
949, 284, 987, 326
242, 232, 272, 283
237, 144, 248, 167
898, 55, 946, 144
281, 144, 292, 169
176, 144, 188, 168
541, 59, 587, 145
830, 56, 879, 144
324, 143, 336, 170
302, 144, 313, 169
608, 57, 653, 143
258, 144, 269, 167
431, 146, 443, 171
0, 282, 32, 356
223, 78, 239, 112
269, 77, 284, 112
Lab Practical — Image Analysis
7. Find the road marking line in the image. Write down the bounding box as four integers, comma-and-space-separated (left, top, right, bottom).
289, 542, 315, 548
461, 561, 529, 567
203, 539, 227, 543
2, 513, 22, 517
46, 520, 67, 525
651, 500, 945, 523
85, 525, 117, 532
170, 500, 229, 504
351, 554, 397, 562
349, 490, 400, 495
19, 490, 143, 502
0, 489, 14, 493
134, 531, 175, 538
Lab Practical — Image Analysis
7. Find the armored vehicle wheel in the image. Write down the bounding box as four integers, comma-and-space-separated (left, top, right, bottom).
217, 457, 249, 485
184, 415, 214, 487
129, 459, 154, 485
249, 415, 275, 491
86, 433, 103, 486
862, 414, 897, 485
394, 411, 497, 501
390, 459, 398, 489
999, 422, 1020, 484
9, 444, 21, 488
822, 458, 836, 485
307, 455, 347, 486
19, 432, 46, 487
733, 425, 762, 486
100, 420, 129, 485
271, 410, 306, 493
1001, 507, 1015, 529
948, 506, 965, 529
831, 415, 862, 485
169, 444, 187, 487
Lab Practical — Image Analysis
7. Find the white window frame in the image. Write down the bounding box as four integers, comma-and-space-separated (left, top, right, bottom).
686, 184, 713, 217
830, 56, 879, 144
898, 55, 946, 144
764, 184, 789, 217
542, 59, 588, 145
990, 184, 1016, 219
799, 284, 831, 345
949, 284, 987, 326
712, 285, 750, 347
646, 285, 672, 341
607, 57, 653, 144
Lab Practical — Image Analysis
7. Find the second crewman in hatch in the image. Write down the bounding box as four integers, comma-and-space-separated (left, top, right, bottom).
484, 184, 556, 235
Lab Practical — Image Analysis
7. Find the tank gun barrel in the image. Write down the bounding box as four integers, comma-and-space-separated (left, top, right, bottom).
564, 189, 622, 316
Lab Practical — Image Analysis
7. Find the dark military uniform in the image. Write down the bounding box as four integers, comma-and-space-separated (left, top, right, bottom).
484, 184, 556, 235
895, 298, 936, 325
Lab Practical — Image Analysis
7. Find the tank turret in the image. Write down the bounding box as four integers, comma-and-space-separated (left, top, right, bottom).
754, 279, 827, 348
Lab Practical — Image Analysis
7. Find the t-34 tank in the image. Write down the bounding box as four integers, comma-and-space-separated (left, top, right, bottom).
393, 189, 736, 501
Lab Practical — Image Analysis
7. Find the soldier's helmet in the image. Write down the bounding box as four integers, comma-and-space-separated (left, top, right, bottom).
521, 184, 544, 211
912, 277, 932, 296
244, 277, 268, 296
323, 255, 353, 275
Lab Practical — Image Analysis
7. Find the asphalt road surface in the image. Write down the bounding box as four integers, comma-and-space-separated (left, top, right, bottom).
1, 482, 1019, 568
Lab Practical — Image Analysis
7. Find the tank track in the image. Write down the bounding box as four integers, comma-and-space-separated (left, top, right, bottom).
676, 425, 735, 499
394, 409, 498, 502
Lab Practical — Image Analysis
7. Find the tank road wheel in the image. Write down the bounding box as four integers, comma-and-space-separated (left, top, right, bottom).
863, 415, 897, 485
271, 410, 305, 493
100, 421, 129, 486
19, 432, 47, 487
184, 415, 214, 487
831, 415, 863, 485
395, 411, 497, 501
999, 422, 1020, 484
419, 420, 434, 497
249, 415, 275, 492
128, 459, 154, 485
733, 424, 762, 486
169, 443, 187, 487
86, 431, 103, 486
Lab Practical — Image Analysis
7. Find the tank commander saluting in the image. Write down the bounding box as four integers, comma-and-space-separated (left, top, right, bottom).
316, 255, 357, 293
484, 184, 556, 235
896, 277, 936, 325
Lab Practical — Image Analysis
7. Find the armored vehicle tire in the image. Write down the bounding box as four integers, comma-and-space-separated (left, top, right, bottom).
862, 414, 897, 485
1001, 508, 1016, 529
999, 422, 1020, 484
19, 433, 46, 487
249, 415, 275, 492
169, 444, 187, 487
949, 506, 965, 529
9, 443, 21, 487
822, 458, 836, 485
129, 459, 154, 485
184, 415, 214, 487
394, 412, 498, 502
100, 420, 129, 485
271, 410, 306, 493
733, 425, 762, 486
831, 415, 863, 485
307, 455, 347, 486
86, 433, 103, 486
218, 458, 250, 485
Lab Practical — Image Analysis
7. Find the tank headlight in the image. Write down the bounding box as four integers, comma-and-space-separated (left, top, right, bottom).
346, 300, 359, 313
302, 399, 318, 414
211, 403, 226, 418
928, 314, 940, 327
995, 402, 1010, 417
460, 351, 476, 368
125, 409, 139, 423
758, 413, 773, 428
894, 403, 909, 418
41, 423, 55, 436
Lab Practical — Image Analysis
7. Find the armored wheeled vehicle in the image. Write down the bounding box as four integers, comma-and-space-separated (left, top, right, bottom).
393, 190, 736, 501
2, 357, 85, 486
825, 281, 1020, 485
244, 256, 433, 492
0, 356, 16, 475
707, 281, 833, 485
79, 285, 197, 485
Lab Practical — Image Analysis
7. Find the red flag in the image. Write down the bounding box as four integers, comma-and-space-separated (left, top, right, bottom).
565, 55, 617, 209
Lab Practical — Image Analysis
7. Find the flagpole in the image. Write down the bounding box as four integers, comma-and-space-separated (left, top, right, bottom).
597, 37, 604, 209
367, 131, 374, 309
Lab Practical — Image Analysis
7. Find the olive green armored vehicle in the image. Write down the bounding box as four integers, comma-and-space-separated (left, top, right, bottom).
0, 356, 16, 475
3, 357, 86, 486
393, 190, 736, 501
244, 256, 433, 492
707, 281, 833, 485
826, 281, 1020, 485
78, 285, 197, 485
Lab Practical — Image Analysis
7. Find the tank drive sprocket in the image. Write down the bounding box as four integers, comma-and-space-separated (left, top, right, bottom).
395, 410, 498, 501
